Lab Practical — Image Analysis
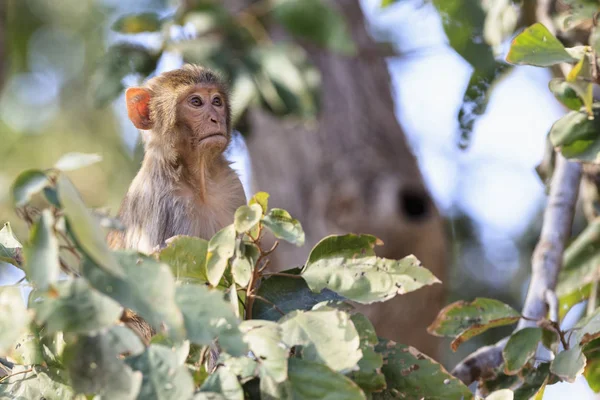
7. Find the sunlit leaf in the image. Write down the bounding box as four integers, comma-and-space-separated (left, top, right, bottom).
486, 389, 514, 400
57, 175, 125, 278
234, 204, 262, 233
372, 339, 472, 400
262, 208, 305, 246
302, 234, 439, 304
241, 320, 288, 383
159, 235, 209, 284
279, 307, 362, 372
249, 192, 269, 215
550, 345, 586, 383
199, 367, 244, 400
206, 224, 236, 287
0, 366, 74, 400
126, 344, 195, 400
54, 152, 102, 171
0, 286, 30, 356
11, 169, 49, 207
112, 12, 162, 33
427, 298, 520, 351
0, 222, 23, 266
24, 210, 59, 290
549, 108, 600, 162
30, 279, 122, 335
175, 285, 247, 356
82, 251, 185, 342
506, 23, 578, 66
503, 328, 543, 375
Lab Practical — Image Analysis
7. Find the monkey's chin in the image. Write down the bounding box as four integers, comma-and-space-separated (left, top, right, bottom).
197, 134, 227, 152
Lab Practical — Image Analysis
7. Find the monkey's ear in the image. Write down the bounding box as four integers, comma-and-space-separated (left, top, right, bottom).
126, 87, 153, 130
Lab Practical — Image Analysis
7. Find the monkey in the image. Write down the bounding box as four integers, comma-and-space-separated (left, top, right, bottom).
107, 64, 247, 344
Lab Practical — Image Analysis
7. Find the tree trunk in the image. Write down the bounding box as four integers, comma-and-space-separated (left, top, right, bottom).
232, 0, 448, 358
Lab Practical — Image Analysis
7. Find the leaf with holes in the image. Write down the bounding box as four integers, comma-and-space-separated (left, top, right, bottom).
11, 169, 49, 207
159, 235, 209, 284
206, 224, 236, 286
372, 339, 472, 400
506, 23, 578, 66
503, 328, 543, 375
262, 208, 305, 246
234, 204, 262, 233
302, 234, 440, 304
24, 210, 59, 290
427, 298, 520, 351
279, 306, 362, 372
348, 313, 386, 393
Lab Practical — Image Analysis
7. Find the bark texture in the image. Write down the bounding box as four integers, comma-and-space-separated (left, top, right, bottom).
229, 0, 448, 357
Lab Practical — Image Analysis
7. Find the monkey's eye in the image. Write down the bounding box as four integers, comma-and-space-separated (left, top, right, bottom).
189, 96, 202, 107
212, 97, 222, 106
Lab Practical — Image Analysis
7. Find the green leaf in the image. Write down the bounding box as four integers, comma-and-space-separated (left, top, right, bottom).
549, 78, 586, 111
427, 298, 520, 351
502, 328, 543, 375
11, 169, 49, 207
10, 331, 43, 365
550, 345, 586, 383
513, 363, 553, 400
234, 204, 262, 233
206, 224, 236, 286
272, 0, 356, 55
91, 43, 158, 107
549, 108, 600, 162
231, 242, 254, 288
159, 235, 209, 284
253, 267, 345, 321
54, 152, 102, 171
574, 307, 600, 345
262, 208, 305, 246
287, 358, 365, 400
126, 344, 195, 400
584, 348, 600, 393
30, 279, 122, 334
199, 367, 244, 400
175, 285, 247, 356
0, 286, 30, 356
486, 389, 514, 400
348, 314, 386, 393
249, 192, 269, 214
57, 175, 125, 278
0, 366, 75, 400
112, 12, 162, 33
24, 210, 59, 290
506, 23, 578, 66
302, 234, 440, 304
373, 339, 473, 400
279, 307, 362, 372
0, 222, 23, 265
82, 251, 185, 342
240, 320, 288, 383
64, 329, 143, 399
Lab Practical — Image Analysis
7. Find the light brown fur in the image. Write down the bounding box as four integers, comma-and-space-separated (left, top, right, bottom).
108, 65, 246, 343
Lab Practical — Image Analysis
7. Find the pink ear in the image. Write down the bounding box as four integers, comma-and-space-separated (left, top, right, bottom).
125, 87, 153, 130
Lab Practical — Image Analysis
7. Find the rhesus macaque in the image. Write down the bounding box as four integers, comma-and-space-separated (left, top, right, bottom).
108, 64, 246, 343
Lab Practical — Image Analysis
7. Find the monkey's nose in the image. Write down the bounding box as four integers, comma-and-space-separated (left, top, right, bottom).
210, 117, 218, 124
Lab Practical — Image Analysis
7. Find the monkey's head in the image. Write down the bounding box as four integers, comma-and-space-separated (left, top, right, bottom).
125, 64, 232, 160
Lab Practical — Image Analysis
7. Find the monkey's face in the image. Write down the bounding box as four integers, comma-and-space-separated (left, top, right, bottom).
177, 84, 229, 155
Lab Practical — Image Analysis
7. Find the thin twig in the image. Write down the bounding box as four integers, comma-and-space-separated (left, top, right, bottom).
0, 368, 33, 384
251, 295, 285, 316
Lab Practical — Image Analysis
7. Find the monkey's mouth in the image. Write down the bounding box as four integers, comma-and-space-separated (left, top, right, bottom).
198, 133, 226, 143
